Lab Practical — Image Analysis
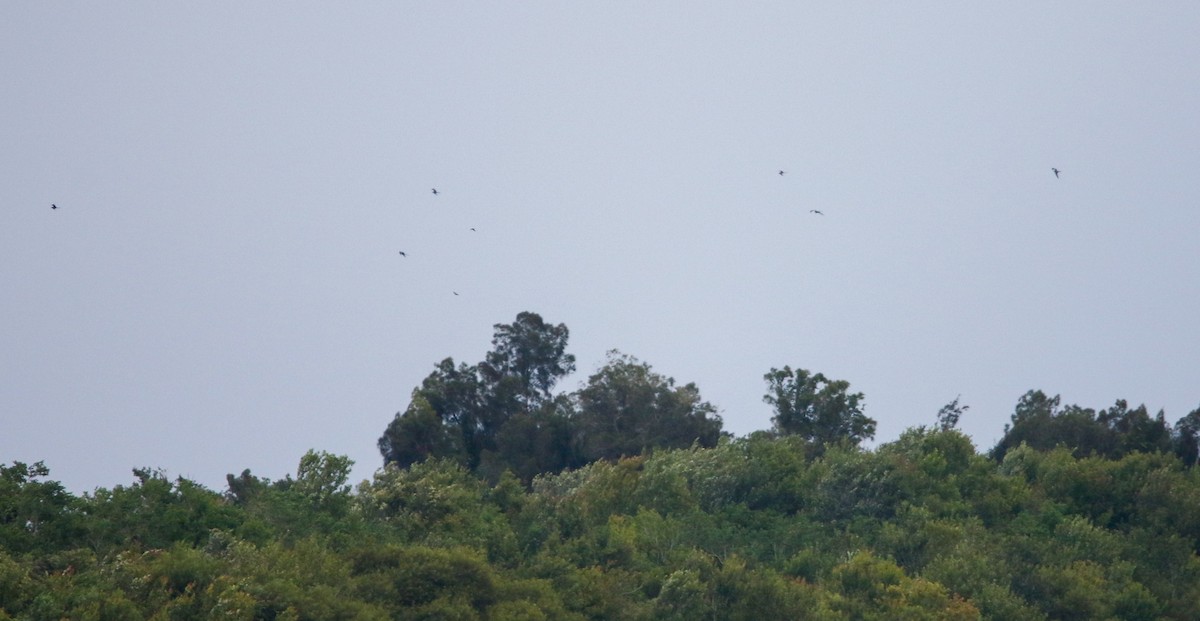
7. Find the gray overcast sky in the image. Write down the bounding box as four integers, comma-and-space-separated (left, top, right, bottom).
3, 3, 1199, 494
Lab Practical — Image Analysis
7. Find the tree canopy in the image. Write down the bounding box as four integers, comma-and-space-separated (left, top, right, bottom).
572, 350, 725, 463
7, 310, 1200, 620
763, 366, 876, 449
379, 315, 725, 482
990, 389, 1188, 462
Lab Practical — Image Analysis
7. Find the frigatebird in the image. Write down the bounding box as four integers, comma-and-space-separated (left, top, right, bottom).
810, 209, 824, 215
1052, 168, 1061, 178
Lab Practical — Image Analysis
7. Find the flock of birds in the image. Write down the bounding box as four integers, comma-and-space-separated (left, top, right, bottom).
397, 186, 472, 296
47, 167, 1063, 298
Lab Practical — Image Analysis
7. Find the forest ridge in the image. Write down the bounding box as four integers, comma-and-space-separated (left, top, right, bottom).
3, 311, 1200, 620
378, 312, 1200, 481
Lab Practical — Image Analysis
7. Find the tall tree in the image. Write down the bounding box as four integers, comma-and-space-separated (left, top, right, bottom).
478, 311, 575, 411
379, 312, 576, 474
573, 351, 724, 462
762, 366, 875, 448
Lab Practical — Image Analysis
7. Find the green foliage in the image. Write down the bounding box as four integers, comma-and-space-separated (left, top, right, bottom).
380, 314, 733, 485
222, 452, 368, 546
379, 312, 578, 478
830, 551, 981, 620
380, 357, 482, 469
83, 467, 243, 551
481, 311, 576, 410
0, 461, 81, 555
763, 366, 876, 448
0, 550, 32, 615
572, 351, 724, 464
7, 439, 1200, 620
292, 450, 355, 514
360, 459, 519, 563
9, 356, 1200, 621
1172, 405, 1200, 466
480, 397, 577, 485
992, 391, 1175, 462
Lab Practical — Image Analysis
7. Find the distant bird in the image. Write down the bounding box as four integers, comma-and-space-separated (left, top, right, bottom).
470, 227, 476, 232
431, 188, 439, 195
778, 170, 785, 176
398, 251, 407, 257
51, 204, 57, 210
453, 291, 459, 296
1052, 168, 1061, 178
810, 209, 824, 215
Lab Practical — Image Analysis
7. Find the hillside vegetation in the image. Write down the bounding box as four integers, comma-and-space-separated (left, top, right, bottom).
4, 312, 1200, 620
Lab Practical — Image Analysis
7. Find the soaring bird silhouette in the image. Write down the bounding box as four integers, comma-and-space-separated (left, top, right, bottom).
51, 204, 57, 210
398, 251, 407, 257
469, 227, 476, 232
1052, 168, 1061, 178
453, 291, 459, 296
431, 188, 439, 195
778, 170, 785, 176
810, 209, 824, 215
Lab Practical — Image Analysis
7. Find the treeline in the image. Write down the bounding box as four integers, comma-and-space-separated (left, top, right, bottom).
379, 312, 873, 483
7, 434, 1200, 619
381, 312, 1200, 481
378, 312, 726, 483
3, 311, 1200, 620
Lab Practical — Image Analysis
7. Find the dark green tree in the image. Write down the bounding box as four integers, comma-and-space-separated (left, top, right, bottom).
482, 396, 578, 483
762, 366, 875, 448
572, 351, 724, 463
1097, 399, 1172, 456
1173, 406, 1200, 467
379, 312, 576, 474
991, 391, 1174, 461
378, 391, 467, 469
379, 357, 483, 468
0, 461, 80, 555
990, 391, 1098, 460
479, 311, 575, 411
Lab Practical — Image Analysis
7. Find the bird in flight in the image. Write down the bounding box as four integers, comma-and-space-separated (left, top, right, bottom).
469, 228, 476, 232
398, 251, 407, 257
453, 291, 459, 296
1052, 168, 1061, 178
51, 204, 57, 210
431, 188, 439, 195
778, 170, 785, 176
810, 209, 824, 215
